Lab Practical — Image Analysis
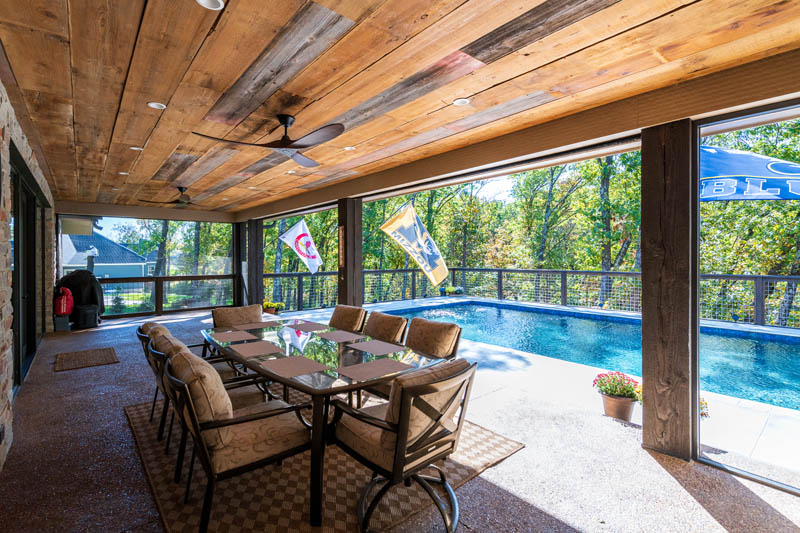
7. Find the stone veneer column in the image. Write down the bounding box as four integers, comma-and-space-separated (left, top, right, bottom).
0, 75, 56, 471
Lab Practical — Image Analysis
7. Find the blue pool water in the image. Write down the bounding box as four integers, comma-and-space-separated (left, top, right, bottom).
391, 303, 800, 411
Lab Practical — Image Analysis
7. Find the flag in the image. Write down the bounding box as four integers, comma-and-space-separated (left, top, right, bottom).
279, 219, 324, 274
700, 145, 800, 201
280, 326, 311, 353
380, 203, 448, 285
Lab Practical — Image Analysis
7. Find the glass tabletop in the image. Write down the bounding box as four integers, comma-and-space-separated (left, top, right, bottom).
201, 319, 440, 395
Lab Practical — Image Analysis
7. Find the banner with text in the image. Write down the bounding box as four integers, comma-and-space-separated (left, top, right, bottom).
380, 203, 449, 286
700, 145, 800, 201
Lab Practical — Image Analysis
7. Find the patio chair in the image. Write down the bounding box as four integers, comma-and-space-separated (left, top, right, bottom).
405, 317, 462, 359
363, 312, 408, 344
329, 304, 367, 333
330, 359, 476, 533
164, 354, 312, 533
207, 304, 265, 358
364, 317, 463, 402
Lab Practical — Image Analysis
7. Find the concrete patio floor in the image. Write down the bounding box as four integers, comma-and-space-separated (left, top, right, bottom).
0, 307, 798, 531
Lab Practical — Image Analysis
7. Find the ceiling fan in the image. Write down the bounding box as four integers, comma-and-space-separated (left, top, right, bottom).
192, 114, 344, 168
139, 186, 197, 206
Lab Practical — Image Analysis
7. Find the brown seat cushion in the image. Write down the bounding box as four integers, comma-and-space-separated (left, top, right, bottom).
329, 304, 367, 333
142, 321, 164, 335
384, 359, 471, 448
364, 312, 408, 344
146, 324, 171, 339
151, 333, 187, 357
335, 403, 395, 471
210, 400, 311, 474
171, 350, 234, 449
212, 304, 263, 327
405, 317, 461, 358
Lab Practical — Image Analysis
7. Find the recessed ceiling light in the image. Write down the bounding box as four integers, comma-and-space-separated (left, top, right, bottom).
195, 0, 224, 10
147, 102, 166, 110
221, 197, 228, 200
343, 146, 355, 151
452, 98, 470, 106
111, 187, 121, 191
286, 170, 297, 175
247, 186, 258, 190
118, 172, 129, 175
129, 146, 143, 151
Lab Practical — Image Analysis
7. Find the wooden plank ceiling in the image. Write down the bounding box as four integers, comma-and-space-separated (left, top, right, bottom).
0, 0, 798, 213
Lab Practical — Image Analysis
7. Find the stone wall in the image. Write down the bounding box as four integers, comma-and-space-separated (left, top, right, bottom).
0, 76, 55, 471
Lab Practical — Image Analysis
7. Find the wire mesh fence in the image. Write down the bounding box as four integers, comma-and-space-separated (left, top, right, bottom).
163, 279, 234, 311
699, 277, 755, 324
764, 279, 800, 328
502, 271, 561, 304
263, 273, 338, 311
100, 280, 156, 315
566, 273, 642, 312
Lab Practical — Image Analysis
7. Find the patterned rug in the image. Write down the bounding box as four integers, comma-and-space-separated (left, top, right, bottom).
54, 347, 119, 371
125, 396, 523, 532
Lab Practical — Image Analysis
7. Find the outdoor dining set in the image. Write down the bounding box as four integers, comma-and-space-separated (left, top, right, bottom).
135, 303, 476, 532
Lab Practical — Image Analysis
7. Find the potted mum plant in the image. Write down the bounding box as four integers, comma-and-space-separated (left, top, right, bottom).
593, 371, 640, 421
262, 301, 285, 315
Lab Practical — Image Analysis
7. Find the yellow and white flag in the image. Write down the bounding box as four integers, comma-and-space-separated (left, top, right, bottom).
380, 203, 448, 286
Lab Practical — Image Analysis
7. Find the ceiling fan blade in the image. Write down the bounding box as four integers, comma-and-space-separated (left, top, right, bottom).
139, 199, 180, 205
288, 123, 345, 148
290, 152, 319, 168
192, 132, 266, 148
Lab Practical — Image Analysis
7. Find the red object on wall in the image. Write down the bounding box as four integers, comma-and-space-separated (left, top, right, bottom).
54, 287, 74, 316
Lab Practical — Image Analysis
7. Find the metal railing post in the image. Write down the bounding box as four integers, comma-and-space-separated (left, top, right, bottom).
451, 269, 456, 287
155, 278, 164, 315
754, 276, 765, 325
497, 269, 503, 299
297, 275, 304, 311
560, 271, 568, 306
411, 271, 416, 300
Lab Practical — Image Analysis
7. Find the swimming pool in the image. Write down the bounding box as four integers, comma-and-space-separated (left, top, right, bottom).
390, 302, 800, 411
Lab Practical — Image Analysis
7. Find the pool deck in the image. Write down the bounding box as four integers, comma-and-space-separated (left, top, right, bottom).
292, 297, 800, 481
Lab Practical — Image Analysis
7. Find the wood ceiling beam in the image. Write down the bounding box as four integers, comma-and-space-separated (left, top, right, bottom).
232, 48, 800, 221
55, 200, 235, 223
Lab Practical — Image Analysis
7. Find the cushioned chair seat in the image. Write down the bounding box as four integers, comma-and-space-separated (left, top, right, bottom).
364, 312, 408, 344
335, 404, 395, 471
329, 304, 367, 333
210, 400, 311, 474
405, 317, 461, 358
212, 304, 263, 327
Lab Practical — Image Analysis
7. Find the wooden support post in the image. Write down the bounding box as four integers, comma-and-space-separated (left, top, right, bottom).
247, 219, 264, 307
154, 278, 164, 315
641, 118, 695, 461
337, 198, 363, 306
232, 222, 246, 306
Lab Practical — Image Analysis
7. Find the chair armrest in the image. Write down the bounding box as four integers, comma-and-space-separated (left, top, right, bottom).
222, 374, 268, 390
200, 402, 312, 429
186, 342, 206, 349
331, 399, 397, 433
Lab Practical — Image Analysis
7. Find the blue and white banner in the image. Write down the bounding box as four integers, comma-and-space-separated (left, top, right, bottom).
380, 203, 448, 286
700, 145, 800, 201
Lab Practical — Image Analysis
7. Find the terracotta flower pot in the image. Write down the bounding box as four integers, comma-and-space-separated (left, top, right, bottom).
263, 308, 277, 315
600, 393, 636, 421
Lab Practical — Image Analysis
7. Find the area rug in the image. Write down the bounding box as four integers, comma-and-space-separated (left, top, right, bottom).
125, 397, 523, 532
54, 347, 119, 372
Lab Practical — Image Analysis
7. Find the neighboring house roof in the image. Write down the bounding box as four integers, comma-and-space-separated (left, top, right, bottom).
62, 232, 147, 265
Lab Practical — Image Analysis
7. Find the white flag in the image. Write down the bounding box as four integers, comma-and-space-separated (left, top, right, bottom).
280, 326, 311, 354
279, 219, 324, 274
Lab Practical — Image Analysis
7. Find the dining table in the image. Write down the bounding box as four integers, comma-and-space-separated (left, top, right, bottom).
201, 317, 442, 527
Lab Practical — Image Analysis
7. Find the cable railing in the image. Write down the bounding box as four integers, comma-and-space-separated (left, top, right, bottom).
98, 274, 235, 317
357, 268, 800, 329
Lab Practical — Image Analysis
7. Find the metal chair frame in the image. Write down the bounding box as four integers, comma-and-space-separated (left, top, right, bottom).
164, 360, 312, 533
331, 362, 477, 533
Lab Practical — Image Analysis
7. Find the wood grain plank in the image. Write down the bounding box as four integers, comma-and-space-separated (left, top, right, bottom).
641, 119, 693, 460
173, 147, 238, 188
0, 0, 68, 37
22, 90, 76, 198
0, 22, 71, 97
151, 152, 199, 182
460, 0, 620, 64
190, 152, 287, 202
69, 0, 144, 200
204, 2, 354, 125
108, 0, 218, 146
